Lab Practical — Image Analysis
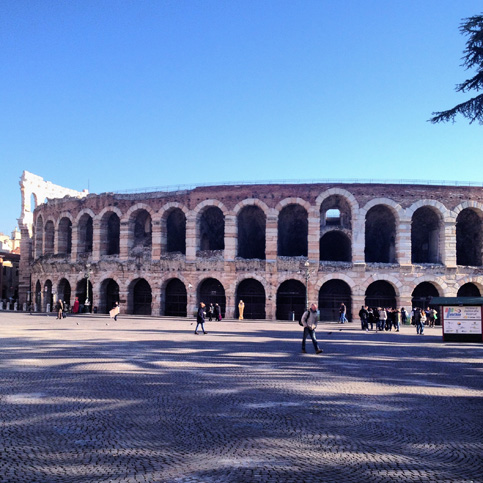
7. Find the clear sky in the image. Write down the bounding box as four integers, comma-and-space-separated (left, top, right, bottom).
1, 1, 482, 236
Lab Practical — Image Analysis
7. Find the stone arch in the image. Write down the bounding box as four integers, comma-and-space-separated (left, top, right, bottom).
411, 281, 440, 309
319, 231, 351, 262
76, 211, 94, 255
237, 205, 266, 259
57, 213, 73, 256
365, 280, 398, 309
235, 278, 266, 319
318, 279, 352, 321
124, 205, 154, 257
457, 282, 482, 297
163, 278, 188, 316
99, 278, 120, 314
34, 214, 44, 257
44, 218, 55, 255
198, 277, 226, 317
195, 204, 225, 253
411, 205, 443, 264
363, 202, 399, 263
233, 198, 270, 216
315, 188, 359, 215
277, 203, 308, 257
276, 279, 306, 321
455, 207, 483, 267
128, 278, 152, 315
98, 208, 122, 256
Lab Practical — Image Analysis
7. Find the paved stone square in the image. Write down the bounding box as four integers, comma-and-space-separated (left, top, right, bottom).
0, 312, 482, 483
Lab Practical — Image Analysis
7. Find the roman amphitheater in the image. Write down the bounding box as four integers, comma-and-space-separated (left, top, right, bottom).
17, 171, 483, 321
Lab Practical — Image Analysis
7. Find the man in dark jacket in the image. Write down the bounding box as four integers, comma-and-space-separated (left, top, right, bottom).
301, 303, 323, 354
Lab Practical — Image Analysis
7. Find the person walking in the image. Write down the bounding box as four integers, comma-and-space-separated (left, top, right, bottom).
339, 303, 348, 324
55, 299, 64, 319
214, 303, 222, 321
195, 302, 208, 334
110, 301, 120, 321
301, 303, 323, 354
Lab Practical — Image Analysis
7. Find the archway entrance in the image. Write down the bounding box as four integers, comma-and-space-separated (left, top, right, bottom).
365, 281, 397, 309
132, 279, 152, 315
276, 280, 306, 321
199, 278, 226, 317
165, 279, 187, 317
318, 279, 352, 321
236, 279, 266, 319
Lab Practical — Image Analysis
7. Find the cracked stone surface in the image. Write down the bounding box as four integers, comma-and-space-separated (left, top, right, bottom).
0, 312, 482, 483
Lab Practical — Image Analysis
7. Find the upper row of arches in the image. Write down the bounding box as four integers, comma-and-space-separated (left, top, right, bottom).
32, 190, 483, 266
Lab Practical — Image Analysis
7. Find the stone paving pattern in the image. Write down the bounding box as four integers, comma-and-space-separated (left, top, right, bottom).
0, 312, 482, 483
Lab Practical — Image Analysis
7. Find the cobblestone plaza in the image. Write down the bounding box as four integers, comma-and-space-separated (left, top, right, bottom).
0, 312, 482, 482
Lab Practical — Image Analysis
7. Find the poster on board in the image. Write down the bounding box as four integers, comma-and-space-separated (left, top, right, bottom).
443, 306, 482, 334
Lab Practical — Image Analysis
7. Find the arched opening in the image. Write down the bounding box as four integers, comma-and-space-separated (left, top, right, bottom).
457, 283, 481, 297
164, 279, 187, 316
75, 278, 94, 313
58, 217, 72, 255
35, 280, 42, 310
78, 214, 93, 254
100, 278, 120, 314
100, 212, 120, 256
319, 231, 352, 262
456, 208, 483, 266
320, 195, 352, 229
30, 193, 37, 212
35, 215, 43, 257
237, 206, 266, 259
44, 280, 53, 312
166, 209, 186, 254
365, 281, 397, 309
57, 278, 72, 309
278, 204, 308, 257
235, 279, 266, 319
318, 279, 352, 321
129, 209, 152, 259
411, 207, 441, 263
131, 278, 152, 315
199, 278, 226, 316
411, 282, 439, 309
44, 221, 55, 255
365, 205, 396, 263
199, 207, 224, 252
276, 280, 306, 321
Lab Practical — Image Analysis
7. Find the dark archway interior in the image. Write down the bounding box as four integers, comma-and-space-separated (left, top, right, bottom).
457, 283, 481, 297
107, 213, 120, 255
237, 206, 266, 259
79, 215, 93, 254
456, 208, 482, 267
199, 207, 224, 251
365, 280, 396, 309
167, 209, 186, 254
199, 278, 226, 316
319, 231, 351, 262
236, 279, 266, 319
132, 279, 152, 315
44, 221, 55, 254
276, 279, 306, 321
365, 206, 396, 263
58, 217, 72, 255
411, 207, 440, 263
133, 211, 152, 248
278, 204, 308, 257
318, 279, 352, 321
165, 279, 187, 316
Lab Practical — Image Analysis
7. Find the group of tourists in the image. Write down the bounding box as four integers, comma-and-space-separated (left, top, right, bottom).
358, 305, 438, 335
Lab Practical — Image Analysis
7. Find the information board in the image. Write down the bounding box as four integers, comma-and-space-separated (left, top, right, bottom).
443, 306, 482, 334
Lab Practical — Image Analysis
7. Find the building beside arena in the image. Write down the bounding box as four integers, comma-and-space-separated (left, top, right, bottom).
17, 171, 483, 320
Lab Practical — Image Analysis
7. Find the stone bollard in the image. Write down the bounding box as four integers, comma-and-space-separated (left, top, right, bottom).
34, 303, 38, 312
23, 302, 27, 311
46, 303, 51, 313
6, 302, 11, 311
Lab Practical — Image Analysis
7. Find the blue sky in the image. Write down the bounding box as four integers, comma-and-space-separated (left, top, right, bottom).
1, 1, 482, 235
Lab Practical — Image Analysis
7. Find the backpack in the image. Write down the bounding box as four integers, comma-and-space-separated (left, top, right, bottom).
299, 313, 305, 326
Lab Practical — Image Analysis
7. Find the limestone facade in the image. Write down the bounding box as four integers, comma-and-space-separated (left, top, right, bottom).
20, 175, 483, 320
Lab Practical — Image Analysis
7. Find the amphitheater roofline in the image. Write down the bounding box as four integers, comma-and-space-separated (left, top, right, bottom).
109, 178, 483, 196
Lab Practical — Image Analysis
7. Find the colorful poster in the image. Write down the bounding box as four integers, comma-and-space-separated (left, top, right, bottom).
443, 306, 482, 334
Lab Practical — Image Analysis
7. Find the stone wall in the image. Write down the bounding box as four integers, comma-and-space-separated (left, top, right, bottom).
23, 181, 483, 320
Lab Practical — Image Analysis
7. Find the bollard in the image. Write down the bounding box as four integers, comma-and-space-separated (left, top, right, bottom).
46, 303, 51, 313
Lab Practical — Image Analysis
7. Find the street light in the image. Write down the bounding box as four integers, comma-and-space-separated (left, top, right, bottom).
303, 260, 311, 310
85, 263, 92, 312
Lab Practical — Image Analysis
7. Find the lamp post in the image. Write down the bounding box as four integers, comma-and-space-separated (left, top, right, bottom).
303, 260, 311, 310
85, 263, 92, 312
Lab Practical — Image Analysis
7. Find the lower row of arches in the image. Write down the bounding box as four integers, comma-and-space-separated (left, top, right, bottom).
35, 277, 482, 321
